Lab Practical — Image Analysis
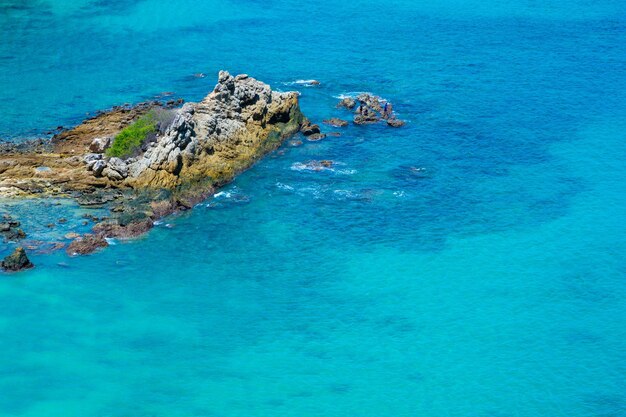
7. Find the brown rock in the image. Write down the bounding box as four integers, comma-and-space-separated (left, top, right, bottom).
354, 113, 380, 125
387, 118, 406, 127
92, 218, 153, 239
306, 133, 326, 142
323, 118, 349, 127
337, 97, 356, 109
149, 199, 177, 219
66, 234, 108, 256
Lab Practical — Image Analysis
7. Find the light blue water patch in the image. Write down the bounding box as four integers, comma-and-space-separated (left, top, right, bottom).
1, 0, 625, 416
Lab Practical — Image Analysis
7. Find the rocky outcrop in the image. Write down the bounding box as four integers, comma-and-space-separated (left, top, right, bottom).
126, 71, 303, 191
0, 71, 305, 255
1, 247, 33, 272
336, 93, 405, 127
66, 234, 109, 256
0, 72, 302, 199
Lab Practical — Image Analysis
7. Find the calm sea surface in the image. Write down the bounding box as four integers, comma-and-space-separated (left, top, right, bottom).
1, 0, 625, 416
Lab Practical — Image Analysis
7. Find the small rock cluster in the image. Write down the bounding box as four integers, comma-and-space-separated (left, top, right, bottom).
84, 141, 131, 181
351, 93, 405, 127
0, 214, 26, 242
300, 120, 326, 141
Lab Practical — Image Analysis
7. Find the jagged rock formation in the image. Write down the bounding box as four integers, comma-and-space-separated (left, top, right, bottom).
0, 71, 303, 199
125, 71, 302, 190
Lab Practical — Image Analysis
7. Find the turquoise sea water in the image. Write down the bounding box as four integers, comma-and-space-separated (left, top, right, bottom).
1, 0, 626, 416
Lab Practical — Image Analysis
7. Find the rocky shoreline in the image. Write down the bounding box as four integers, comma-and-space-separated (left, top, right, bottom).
0, 71, 404, 271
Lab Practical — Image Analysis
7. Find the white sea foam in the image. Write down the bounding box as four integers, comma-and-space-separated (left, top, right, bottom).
333, 91, 372, 99
290, 161, 355, 175
104, 238, 117, 245
275, 182, 295, 191
335, 168, 357, 175
333, 189, 358, 199
283, 79, 319, 87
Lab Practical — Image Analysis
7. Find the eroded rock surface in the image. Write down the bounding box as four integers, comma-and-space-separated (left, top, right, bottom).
1, 247, 33, 272
127, 71, 303, 190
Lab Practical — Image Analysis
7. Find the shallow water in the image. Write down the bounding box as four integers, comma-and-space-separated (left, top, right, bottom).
1, 1, 626, 416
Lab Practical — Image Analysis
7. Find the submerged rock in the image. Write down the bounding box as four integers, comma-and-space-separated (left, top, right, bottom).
1, 247, 34, 272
